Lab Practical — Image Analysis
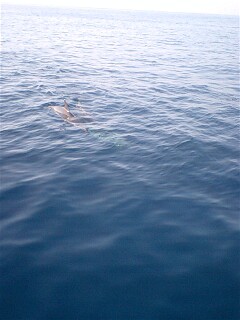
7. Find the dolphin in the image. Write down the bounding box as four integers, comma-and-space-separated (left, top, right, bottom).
49, 100, 75, 120
49, 100, 92, 131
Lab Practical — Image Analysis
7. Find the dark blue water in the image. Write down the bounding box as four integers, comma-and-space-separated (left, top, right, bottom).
1, 5, 239, 320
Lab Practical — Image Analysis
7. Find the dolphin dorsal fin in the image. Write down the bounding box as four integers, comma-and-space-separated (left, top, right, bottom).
64, 100, 70, 111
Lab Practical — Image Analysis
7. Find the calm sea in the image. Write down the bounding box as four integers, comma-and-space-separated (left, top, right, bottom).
1, 5, 239, 320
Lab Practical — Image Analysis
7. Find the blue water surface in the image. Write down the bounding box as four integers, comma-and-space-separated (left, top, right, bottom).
1, 5, 240, 320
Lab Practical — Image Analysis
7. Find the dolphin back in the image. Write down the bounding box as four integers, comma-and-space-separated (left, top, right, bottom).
49, 100, 75, 117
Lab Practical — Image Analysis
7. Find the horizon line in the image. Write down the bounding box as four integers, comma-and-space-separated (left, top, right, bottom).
1, 2, 239, 16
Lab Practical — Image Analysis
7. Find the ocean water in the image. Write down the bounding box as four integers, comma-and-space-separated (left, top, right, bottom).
1, 5, 239, 320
